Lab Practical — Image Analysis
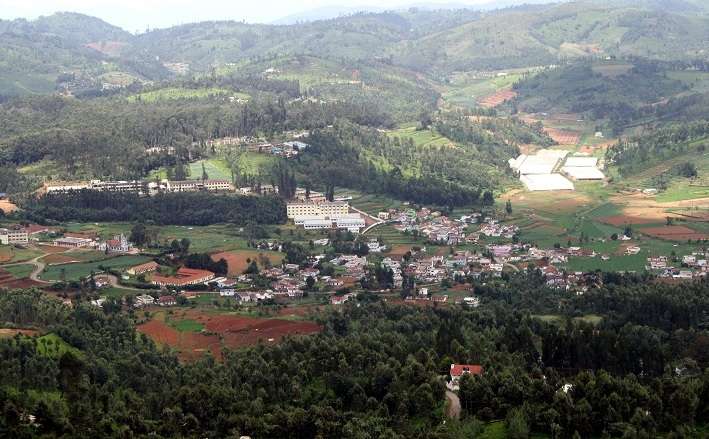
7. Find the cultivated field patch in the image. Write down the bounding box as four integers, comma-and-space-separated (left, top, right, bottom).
138, 309, 321, 361
479, 89, 517, 108
211, 250, 284, 276
544, 127, 580, 145
639, 225, 708, 241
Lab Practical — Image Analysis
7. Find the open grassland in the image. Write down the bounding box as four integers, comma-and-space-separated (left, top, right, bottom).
40, 255, 151, 282
149, 154, 273, 181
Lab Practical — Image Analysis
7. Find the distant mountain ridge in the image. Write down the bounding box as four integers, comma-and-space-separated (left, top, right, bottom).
1, 0, 708, 96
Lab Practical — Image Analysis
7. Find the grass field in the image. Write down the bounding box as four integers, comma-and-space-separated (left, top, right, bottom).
150, 154, 275, 181
171, 319, 204, 333
0, 246, 43, 264
40, 255, 151, 282
3, 264, 35, 279
188, 159, 232, 181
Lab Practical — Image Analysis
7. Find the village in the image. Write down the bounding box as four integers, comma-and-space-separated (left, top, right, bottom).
4, 188, 707, 316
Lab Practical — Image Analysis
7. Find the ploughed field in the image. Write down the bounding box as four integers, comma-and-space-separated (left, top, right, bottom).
137, 309, 321, 361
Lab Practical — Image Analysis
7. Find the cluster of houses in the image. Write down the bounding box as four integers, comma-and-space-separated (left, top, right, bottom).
390, 208, 467, 245
645, 253, 709, 279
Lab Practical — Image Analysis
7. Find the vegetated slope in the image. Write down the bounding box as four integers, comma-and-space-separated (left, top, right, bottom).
4, 1, 709, 97
513, 62, 688, 118
225, 55, 440, 124
392, 1, 709, 74
0, 13, 168, 96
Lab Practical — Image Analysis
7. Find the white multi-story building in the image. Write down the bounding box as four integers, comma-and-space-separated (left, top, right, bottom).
0, 228, 29, 245
287, 201, 349, 219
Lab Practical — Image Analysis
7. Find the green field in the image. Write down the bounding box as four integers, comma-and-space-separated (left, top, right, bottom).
171, 319, 204, 332
3, 264, 35, 279
62, 222, 253, 254
188, 159, 232, 181
40, 255, 151, 282
566, 253, 647, 273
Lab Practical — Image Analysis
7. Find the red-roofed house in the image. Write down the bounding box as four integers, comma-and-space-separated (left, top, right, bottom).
151, 267, 215, 287
448, 364, 483, 390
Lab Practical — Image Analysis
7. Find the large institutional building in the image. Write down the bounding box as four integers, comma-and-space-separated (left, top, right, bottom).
287, 201, 365, 233
45, 179, 235, 196
286, 201, 349, 219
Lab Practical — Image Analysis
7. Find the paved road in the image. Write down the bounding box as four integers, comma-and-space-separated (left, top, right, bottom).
445, 390, 461, 419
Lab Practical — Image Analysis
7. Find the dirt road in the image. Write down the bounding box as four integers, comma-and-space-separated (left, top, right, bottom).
445, 390, 461, 419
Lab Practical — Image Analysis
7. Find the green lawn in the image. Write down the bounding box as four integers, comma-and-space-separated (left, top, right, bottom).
40, 255, 151, 282
188, 159, 233, 181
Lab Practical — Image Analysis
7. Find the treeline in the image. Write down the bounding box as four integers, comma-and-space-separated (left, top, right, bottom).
607, 121, 709, 176
294, 123, 489, 207
0, 90, 406, 183
20, 191, 287, 226
0, 276, 708, 437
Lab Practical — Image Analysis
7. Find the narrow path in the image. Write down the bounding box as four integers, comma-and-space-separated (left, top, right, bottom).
349, 205, 385, 235
445, 390, 461, 419
2, 255, 50, 284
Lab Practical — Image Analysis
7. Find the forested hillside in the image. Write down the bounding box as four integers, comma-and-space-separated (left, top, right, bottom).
2, 1, 709, 96
0, 275, 707, 437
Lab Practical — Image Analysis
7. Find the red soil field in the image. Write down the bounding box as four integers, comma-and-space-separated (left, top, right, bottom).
137, 309, 321, 362
38, 245, 72, 254
544, 128, 580, 145
479, 89, 517, 108
599, 215, 658, 226
211, 250, 283, 276
0, 268, 42, 289
42, 254, 79, 265
639, 226, 708, 241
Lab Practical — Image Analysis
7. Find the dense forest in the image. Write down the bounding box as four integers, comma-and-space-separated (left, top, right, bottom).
0, 272, 707, 437
19, 191, 287, 226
